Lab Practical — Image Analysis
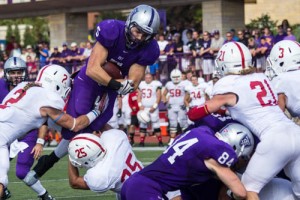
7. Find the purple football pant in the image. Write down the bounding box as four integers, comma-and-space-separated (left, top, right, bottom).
15, 130, 37, 179
61, 74, 117, 140
121, 173, 166, 200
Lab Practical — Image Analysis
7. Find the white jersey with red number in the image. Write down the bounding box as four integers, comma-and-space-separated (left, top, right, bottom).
139, 80, 162, 107
84, 129, 142, 194
271, 70, 300, 117
185, 84, 206, 107
165, 81, 186, 107
0, 82, 64, 145
212, 73, 292, 139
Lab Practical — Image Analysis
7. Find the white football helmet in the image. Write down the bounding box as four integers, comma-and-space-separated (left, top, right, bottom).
170, 69, 182, 84
266, 40, 300, 79
125, 4, 160, 49
4, 56, 27, 86
35, 64, 71, 100
137, 110, 151, 123
215, 42, 252, 76
215, 123, 254, 159
68, 133, 106, 169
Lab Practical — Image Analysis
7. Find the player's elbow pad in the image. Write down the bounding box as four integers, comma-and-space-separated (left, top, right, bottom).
187, 105, 210, 121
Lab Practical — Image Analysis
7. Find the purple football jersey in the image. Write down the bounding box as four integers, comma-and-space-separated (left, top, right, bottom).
93, 19, 159, 77
0, 78, 9, 103
139, 126, 237, 193
187, 113, 236, 132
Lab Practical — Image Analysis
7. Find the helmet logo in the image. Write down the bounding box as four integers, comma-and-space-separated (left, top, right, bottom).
62, 74, 68, 83
240, 135, 251, 147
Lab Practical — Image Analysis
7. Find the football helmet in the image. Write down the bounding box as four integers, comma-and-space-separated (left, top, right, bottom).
125, 4, 160, 49
170, 69, 182, 84
68, 133, 106, 169
35, 64, 71, 100
4, 56, 27, 86
215, 123, 254, 159
266, 40, 300, 79
137, 110, 151, 123
215, 42, 252, 76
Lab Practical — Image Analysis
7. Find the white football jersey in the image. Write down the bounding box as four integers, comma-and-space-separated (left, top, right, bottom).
213, 73, 292, 139
0, 82, 64, 145
271, 70, 300, 117
165, 81, 186, 106
139, 80, 162, 107
84, 129, 142, 194
185, 84, 206, 107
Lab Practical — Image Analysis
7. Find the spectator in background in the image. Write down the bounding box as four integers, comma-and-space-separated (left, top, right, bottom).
274, 25, 287, 44
48, 47, 61, 65
9, 42, 21, 57
248, 37, 257, 67
157, 34, 168, 83
81, 41, 93, 61
223, 31, 235, 44
60, 42, 72, 74
230, 28, 239, 41
200, 31, 214, 82
163, 36, 176, 82
284, 27, 297, 41
68, 42, 84, 73
255, 36, 268, 72
5, 36, 16, 56
173, 33, 183, 53
237, 30, 248, 46
190, 30, 203, 78
281, 19, 290, 34
263, 26, 274, 46
210, 30, 224, 59
38, 43, 49, 69
26, 45, 36, 61
26, 55, 38, 81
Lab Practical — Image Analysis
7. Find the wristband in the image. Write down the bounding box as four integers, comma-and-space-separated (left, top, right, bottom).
107, 79, 122, 90
70, 118, 76, 131
53, 112, 64, 123
86, 110, 99, 124
138, 102, 142, 107
153, 103, 158, 109
36, 138, 45, 145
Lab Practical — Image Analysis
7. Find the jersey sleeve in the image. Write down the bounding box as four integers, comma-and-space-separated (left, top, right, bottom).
212, 76, 237, 95
136, 41, 160, 66
84, 170, 112, 192
271, 76, 285, 94
185, 85, 191, 93
156, 81, 162, 89
44, 91, 65, 111
95, 20, 120, 48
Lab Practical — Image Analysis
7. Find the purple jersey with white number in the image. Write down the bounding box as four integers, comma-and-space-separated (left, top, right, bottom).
140, 126, 237, 193
0, 78, 9, 102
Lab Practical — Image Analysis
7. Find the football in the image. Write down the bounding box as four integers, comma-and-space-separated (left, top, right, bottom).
102, 61, 122, 79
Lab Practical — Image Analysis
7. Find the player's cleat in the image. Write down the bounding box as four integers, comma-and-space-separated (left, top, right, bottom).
158, 142, 164, 147
1, 187, 11, 199
38, 191, 55, 200
138, 142, 145, 147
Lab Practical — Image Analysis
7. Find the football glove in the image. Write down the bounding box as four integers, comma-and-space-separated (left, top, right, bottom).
118, 80, 134, 95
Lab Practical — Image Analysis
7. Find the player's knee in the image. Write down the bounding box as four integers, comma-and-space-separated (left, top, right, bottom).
22, 170, 38, 186
16, 165, 31, 180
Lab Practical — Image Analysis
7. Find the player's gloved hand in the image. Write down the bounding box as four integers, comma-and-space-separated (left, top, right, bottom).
118, 80, 134, 95
117, 109, 122, 118
93, 96, 103, 115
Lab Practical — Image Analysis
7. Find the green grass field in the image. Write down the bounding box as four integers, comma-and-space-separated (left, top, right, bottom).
7, 148, 164, 200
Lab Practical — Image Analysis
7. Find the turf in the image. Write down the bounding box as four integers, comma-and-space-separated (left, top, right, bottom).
7, 148, 164, 200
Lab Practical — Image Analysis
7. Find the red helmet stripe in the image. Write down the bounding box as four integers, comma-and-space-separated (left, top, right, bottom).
72, 136, 105, 152
36, 65, 50, 82
233, 42, 245, 69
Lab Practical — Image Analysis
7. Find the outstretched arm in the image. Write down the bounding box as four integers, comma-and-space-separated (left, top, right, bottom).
204, 158, 246, 200
68, 160, 89, 190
